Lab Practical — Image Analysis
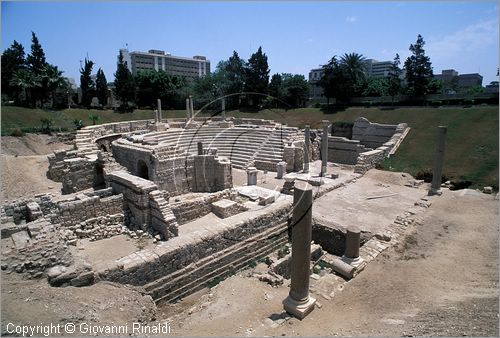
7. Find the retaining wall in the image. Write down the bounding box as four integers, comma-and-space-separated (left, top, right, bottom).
95, 199, 292, 302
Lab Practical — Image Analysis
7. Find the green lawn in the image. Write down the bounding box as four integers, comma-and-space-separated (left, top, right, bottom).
1, 105, 498, 189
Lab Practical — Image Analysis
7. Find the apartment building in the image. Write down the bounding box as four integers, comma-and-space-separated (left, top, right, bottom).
434, 69, 483, 89
119, 49, 210, 80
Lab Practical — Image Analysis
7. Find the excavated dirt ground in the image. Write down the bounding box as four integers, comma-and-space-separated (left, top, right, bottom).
1, 134, 72, 201
1, 133, 498, 337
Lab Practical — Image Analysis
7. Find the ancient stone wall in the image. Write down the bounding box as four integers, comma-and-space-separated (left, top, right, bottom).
254, 160, 278, 172
354, 149, 387, 174
353, 120, 409, 174
111, 142, 154, 178
50, 194, 123, 227
153, 156, 194, 195
328, 137, 367, 165
352, 117, 398, 149
1, 219, 73, 279
108, 171, 178, 239
192, 155, 232, 192
59, 214, 125, 243
61, 157, 96, 194
170, 190, 232, 225
95, 202, 292, 302
48, 149, 79, 182
1, 194, 57, 225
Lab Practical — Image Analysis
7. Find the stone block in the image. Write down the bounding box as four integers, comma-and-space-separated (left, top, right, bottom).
211, 199, 243, 219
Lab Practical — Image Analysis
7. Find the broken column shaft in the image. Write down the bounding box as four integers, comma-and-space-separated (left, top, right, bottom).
283, 181, 316, 319
189, 96, 194, 119
343, 227, 361, 261
221, 97, 226, 120
303, 125, 310, 173
197, 141, 203, 155
320, 120, 329, 177
430, 126, 447, 195
186, 98, 190, 119
157, 98, 162, 122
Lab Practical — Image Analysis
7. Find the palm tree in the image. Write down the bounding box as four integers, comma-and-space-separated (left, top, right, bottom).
340, 52, 367, 86
41, 64, 65, 108
10, 69, 41, 106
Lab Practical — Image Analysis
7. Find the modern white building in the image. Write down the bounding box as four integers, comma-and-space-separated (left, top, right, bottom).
119, 49, 210, 80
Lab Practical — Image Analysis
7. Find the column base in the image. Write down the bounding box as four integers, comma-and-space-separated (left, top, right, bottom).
283, 295, 316, 319
428, 188, 442, 196
341, 255, 365, 268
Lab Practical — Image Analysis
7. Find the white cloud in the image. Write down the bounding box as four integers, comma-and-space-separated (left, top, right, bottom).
346, 16, 357, 23
426, 19, 499, 62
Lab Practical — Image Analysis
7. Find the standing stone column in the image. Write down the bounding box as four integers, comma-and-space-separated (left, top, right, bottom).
342, 226, 363, 267
189, 95, 194, 119
221, 97, 226, 120
247, 167, 258, 186
303, 125, 310, 173
197, 142, 203, 155
276, 161, 286, 179
157, 98, 162, 122
429, 126, 447, 195
320, 120, 329, 177
186, 98, 190, 119
283, 181, 316, 319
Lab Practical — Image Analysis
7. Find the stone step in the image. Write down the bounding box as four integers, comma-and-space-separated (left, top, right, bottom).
144, 220, 287, 294
147, 222, 288, 301
158, 233, 288, 303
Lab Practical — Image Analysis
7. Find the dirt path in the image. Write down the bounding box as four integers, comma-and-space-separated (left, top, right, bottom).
0, 134, 71, 201
165, 189, 498, 336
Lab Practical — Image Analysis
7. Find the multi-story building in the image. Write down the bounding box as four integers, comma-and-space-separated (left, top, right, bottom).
434, 69, 483, 91
119, 49, 210, 80
364, 59, 393, 77
308, 67, 325, 100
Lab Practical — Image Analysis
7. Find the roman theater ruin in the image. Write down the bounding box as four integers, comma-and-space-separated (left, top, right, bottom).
1, 103, 419, 317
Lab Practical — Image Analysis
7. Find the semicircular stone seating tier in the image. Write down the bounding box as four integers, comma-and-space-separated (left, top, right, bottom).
144, 126, 299, 169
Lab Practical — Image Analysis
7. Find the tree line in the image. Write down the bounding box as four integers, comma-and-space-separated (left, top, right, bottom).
1, 32, 311, 112
112, 46, 310, 112
318, 34, 441, 104
3, 32, 482, 112
1, 32, 70, 108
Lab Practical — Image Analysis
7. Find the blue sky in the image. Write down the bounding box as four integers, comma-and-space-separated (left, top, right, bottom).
2, 1, 498, 85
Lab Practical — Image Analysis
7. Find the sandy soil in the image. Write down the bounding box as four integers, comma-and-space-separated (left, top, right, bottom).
1, 134, 72, 201
1, 275, 157, 336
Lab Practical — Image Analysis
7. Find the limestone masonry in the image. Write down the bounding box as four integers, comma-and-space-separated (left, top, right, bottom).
2, 113, 410, 307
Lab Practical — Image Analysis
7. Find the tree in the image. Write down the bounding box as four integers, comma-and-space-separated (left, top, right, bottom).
80, 58, 95, 108
134, 69, 185, 108
224, 51, 246, 106
387, 54, 402, 104
281, 73, 309, 107
95, 68, 108, 107
268, 73, 283, 106
340, 52, 367, 96
26, 32, 48, 106
245, 46, 270, 106
10, 69, 41, 106
363, 77, 389, 97
319, 56, 350, 103
26, 32, 47, 75
1, 40, 26, 102
41, 64, 65, 108
113, 50, 136, 111
404, 34, 433, 97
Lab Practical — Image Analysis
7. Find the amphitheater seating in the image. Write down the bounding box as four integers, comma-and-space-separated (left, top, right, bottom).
147, 126, 298, 169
